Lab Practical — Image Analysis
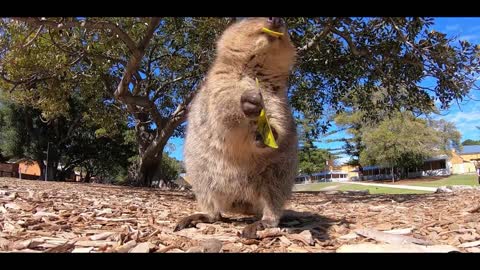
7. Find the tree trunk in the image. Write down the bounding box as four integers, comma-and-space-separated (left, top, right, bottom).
391, 166, 395, 183
37, 159, 58, 181
37, 159, 45, 181
47, 161, 58, 181
132, 142, 167, 187
137, 156, 160, 186
84, 170, 91, 183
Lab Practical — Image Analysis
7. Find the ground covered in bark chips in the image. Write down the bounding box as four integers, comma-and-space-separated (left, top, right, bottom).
1, 177, 480, 253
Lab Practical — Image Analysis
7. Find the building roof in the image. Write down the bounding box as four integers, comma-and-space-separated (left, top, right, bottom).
460, 145, 480, 155
7, 158, 37, 164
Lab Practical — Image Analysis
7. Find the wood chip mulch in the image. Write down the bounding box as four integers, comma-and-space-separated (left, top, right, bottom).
1, 177, 480, 253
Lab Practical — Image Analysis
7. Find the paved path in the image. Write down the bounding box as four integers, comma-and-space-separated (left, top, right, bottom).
344, 182, 437, 192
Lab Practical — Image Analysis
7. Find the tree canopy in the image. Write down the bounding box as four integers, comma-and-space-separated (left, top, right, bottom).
462, 139, 480, 146
359, 111, 461, 181
1, 17, 479, 185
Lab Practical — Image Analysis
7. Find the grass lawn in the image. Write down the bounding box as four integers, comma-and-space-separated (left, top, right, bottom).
293, 174, 478, 194
293, 182, 339, 192
336, 184, 432, 194
406, 174, 478, 187
294, 182, 431, 194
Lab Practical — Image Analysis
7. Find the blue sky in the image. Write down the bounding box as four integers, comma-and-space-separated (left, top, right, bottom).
166, 18, 480, 162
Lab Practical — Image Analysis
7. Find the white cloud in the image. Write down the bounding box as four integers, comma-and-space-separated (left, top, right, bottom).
336, 156, 350, 165
441, 111, 480, 138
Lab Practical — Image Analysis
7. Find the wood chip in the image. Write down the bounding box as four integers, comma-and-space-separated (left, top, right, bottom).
287, 245, 309, 253
129, 242, 152, 253
12, 239, 33, 250
222, 242, 243, 252
157, 245, 177, 253
337, 243, 460, 253
257, 228, 284, 239
339, 233, 358, 240
0, 238, 11, 250
95, 217, 137, 222
279, 236, 293, 245
115, 240, 137, 253
382, 228, 414, 235
72, 247, 94, 253
468, 205, 480, 213
5, 203, 20, 210
2, 176, 480, 253
200, 239, 222, 253
45, 242, 75, 253
458, 240, 480, 248
75, 240, 117, 247
288, 230, 314, 246
33, 211, 59, 219
355, 228, 431, 245
89, 232, 115, 241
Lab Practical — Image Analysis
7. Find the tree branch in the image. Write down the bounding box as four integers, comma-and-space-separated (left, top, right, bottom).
151, 75, 190, 102
297, 26, 332, 54
114, 17, 161, 101
0, 70, 55, 92
330, 28, 368, 57
22, 25, 43, 48
58, 114, 83, 146
12, 17, 138, 53
47, 28, 129, 67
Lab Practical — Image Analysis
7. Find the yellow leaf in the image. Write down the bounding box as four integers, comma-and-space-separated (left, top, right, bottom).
256, 78, 278, 149
257, 109, 278, 149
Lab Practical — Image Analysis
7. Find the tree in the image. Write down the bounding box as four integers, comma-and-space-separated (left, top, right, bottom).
0, 92, 134, 181
288, 18, 479, 128
159, 154, 183, 183
427, 118, 462, 153
0, 17, 232, 186
59, 124, 136, 183
462, 139, 480, 146
298, 147, 332, 176
359, 111, 460, 182
1, 17, 479, 186
333, 111, 366, 166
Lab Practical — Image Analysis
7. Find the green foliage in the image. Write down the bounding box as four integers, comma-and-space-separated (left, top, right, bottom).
298, 147, 332, 176
160, 154, 182, 181
0, 92, 135, 182
462, 139, 480, 146
2, 17, 479, 139
359, 111, 458, 173
288, 18, 479, 129
2, 17, 480, 185
427, 118, 462, 154
333, 111, 366, 166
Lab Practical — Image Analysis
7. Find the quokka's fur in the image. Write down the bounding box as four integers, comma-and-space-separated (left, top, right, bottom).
182, 17, 298, 230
